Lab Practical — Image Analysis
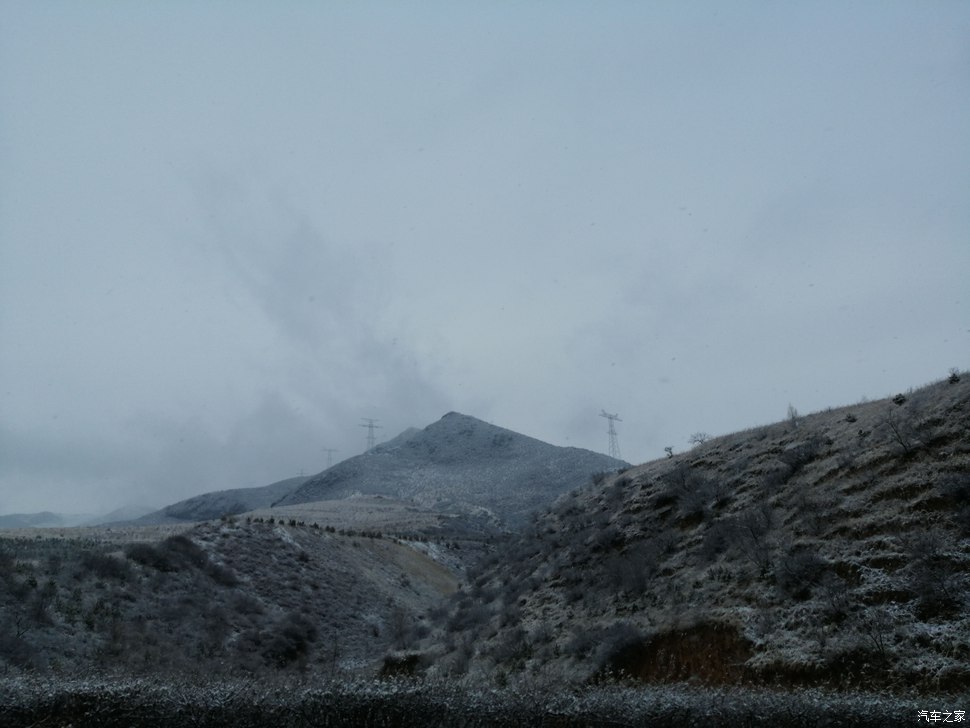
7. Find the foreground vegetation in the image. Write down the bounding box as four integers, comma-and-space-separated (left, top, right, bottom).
0, 674, 958, 728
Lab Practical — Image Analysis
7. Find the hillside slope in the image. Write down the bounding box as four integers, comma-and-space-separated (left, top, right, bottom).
135, 476, 309, 525
0, 519, 462, 676
276, 412, 627, 526
423, 375, 970, 692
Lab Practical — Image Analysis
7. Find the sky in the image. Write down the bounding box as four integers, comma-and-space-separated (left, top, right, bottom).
1, 2, 968, 515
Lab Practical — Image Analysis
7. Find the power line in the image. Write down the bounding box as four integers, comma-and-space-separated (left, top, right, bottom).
359, 418, 382, 452
599, 410, 622, 460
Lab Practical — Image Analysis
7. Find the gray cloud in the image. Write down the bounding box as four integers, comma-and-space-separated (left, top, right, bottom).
1, 2, 967, 514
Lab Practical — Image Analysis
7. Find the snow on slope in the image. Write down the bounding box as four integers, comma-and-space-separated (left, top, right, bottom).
276, 412, 627, 526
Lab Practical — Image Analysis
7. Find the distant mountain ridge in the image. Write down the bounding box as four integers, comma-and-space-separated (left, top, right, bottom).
275, 412, 628, 526
0, 511, 67, 529
0, 508, 156, 529
134, 476, 310, 525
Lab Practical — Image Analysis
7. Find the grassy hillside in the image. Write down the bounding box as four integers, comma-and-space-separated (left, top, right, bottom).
421, 374, 970, 692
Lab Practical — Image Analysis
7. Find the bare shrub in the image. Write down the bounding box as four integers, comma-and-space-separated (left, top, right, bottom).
883, 406, 918, 455
773, 543, 826, 600
699, 519, 733, 565
852, 607, 897, 665
718, 505, 777, 576
899, 532, 964, 619
0, 623, 39, 670
490, 626, 529, 666
660, 463, 718, 522
937, 473, 970, 536
688, 432, 711, 446
603, 540, 659, 594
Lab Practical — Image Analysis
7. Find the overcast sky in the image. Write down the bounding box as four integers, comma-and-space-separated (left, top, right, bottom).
1, 2, 968, 515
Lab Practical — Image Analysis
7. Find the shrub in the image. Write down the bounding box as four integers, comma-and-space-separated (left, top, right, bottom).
773, 545, 826, 600
125, 543, 175, 572
717, 506, 777, 576
449, 600, 493, 634
699, 519, 732, 565
660, 464, 719, 522
851, 607, 897, 665
564, 626, 599, 659
778, 435, 825, 474
80, 551, 131, 581
206, 562, 239, 587
490, 626, 529, 666
162, 535, 209, 569
261, 612, 318, 668
883, 408, 910, 454
0, 625, 39, 670
933, 472, 970, 534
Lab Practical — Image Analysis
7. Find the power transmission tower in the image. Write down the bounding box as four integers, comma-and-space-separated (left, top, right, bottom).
359, 418, 382, 451
600, 410, 622, 460
322, 448, 338, 468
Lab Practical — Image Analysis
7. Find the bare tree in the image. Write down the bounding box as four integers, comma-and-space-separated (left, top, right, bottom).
787, 403, 800, 429
688, 432, 711, 446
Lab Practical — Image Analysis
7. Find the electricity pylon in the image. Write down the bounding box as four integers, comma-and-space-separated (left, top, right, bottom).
359, 418, 382, 451
600, 410, 622, 460
322, 448, 338, 468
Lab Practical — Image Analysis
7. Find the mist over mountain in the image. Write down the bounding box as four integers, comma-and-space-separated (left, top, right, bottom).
82, 505, 157, 527
0, 512, 67, 529
275, 412, 628, 526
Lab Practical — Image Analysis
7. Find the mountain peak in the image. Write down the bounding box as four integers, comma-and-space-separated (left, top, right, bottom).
277, 413, 626, 524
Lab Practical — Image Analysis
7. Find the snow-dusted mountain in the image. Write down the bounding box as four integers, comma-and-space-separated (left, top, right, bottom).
275, 412, 628, 526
